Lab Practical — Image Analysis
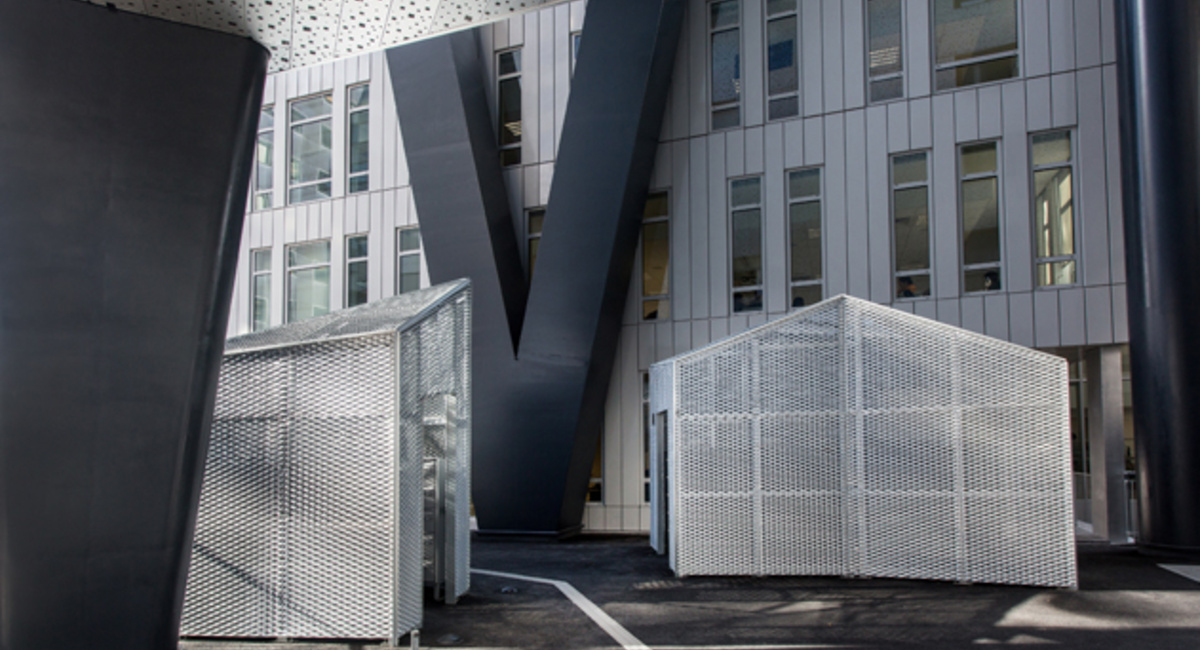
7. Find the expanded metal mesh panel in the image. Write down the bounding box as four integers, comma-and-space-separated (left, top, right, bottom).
650, 295, 1075, 588
182, 281, 471, 641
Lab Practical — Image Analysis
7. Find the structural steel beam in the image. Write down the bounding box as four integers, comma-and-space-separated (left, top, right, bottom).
389, 0, 684, 534
0, 1, 267, 647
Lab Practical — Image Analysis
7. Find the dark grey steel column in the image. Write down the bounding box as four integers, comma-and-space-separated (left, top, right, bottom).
0, 1, 267, 647
389, 0, 684, 534
1114, 0, 1200, 555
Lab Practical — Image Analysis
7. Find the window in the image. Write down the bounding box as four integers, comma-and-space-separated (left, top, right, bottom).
347, 84, 369, 194
642, 192, 670, 320
730, 176, 763, 312
588, 431, 603, 503
526, 208, 544, 282
397, 227, 422, 294
571, 32, 582, 74
251, 248, 272, 332
286, 240, 330, 322
933, 0, 1019, 91
346, 235, 368, 307
253, 107, 274, 210
1032, 131, 1076, 287
892, 152, 932, 299
867, 0, 904, 102
497, 49, 522, 166
642, 372, 651, 503
960, 141, 1002, 292
710, 0, 741, 130
288, 94, 333, 204
765, 0, 798, 120
788, 168, 823, 307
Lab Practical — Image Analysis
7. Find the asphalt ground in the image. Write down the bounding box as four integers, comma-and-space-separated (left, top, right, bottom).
181, 536, 1200, 650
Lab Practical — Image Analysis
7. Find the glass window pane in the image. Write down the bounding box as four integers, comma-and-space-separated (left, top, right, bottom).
935, 55, 1019, 90
348, 175, 369, 193
500, 147, 522, 166
767, 16, 797, 95
731, 177, 761, 207
399, 228, 421, 252
960, 142, 997, 175
868, 0, 903, 76
399, 254, 421, 293
893, 187, 930, 271
287, 241, 330, 267
289, 182, 331, 204
961, 177, 1000, 265
1037, 260, 1076, 287
767, 0, 795, 16
644, 192, 669, 219
732, 208, 762, 288
712, 107, 740, 130
896, 273, 931, 299
499, 50, 521, 75
254, 193, 273, 210
711, 28, 741, 105
1034, 168, 1074, 258
528, 210, 545, 235
290, 121, 332, 184
892, 152, 927, 185
642, 220, 670, 297
349, 84, 370, 109
933, 0, 1018, 64
869, 77, 904, 103
253, 274, 270, 331
711, 0, 739, 29
348, 235, 368, 259
1033, 131, 1072, 166
643, 299, 670, 321
499, 77, 522, 146
349, 110, 370, 174
259, 106, 274, 130
253, 249, 272, 272
347, 259, 368, 307
788, 168, 820, 199
790, 284, 821, 308
256, 132, 274, 191
733, 290, 763, 312
789, 201, 822, 282
288, 266, 330, 322
963, 267, 1002, 292
290, 94, 332, 122
768, 96, 799, 120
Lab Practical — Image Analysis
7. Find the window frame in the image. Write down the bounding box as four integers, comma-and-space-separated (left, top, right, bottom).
709, 0, 742, 131
252, 106, 274, 210
345, 234, 369, 308
287, 92, 335, 205
284, 239, 332, 323
890, 150, 933, 300
729, 175, 765, 313
958, 139, 1005, 294
764, 0, 799, 121
396, 226, 422, 295
786, 166, 824, 309
250, 248, 272, 332
1030, 129, 1079, 289
865, 0, 906, 104
641, 191, 671, 321
525, 207, 545, 283
347, 83, 370, 194
497, 47, 523, 167
930, 0, 1022, 92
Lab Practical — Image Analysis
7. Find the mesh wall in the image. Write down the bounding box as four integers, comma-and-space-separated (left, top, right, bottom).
181, 281, 471, 642
650, 295, 1075, 588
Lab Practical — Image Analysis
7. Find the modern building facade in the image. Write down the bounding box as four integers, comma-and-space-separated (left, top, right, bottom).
228, 0, 1136, 537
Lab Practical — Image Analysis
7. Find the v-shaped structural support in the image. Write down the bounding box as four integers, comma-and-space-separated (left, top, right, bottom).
388, 0, 683, 534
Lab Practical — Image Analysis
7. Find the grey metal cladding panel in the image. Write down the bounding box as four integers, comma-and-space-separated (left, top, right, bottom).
1048, 0, 1077, 73
1024, 0, 1052, 78
0, 2, 267, 648
866, 106, 891, 303
841, 0, 865, 109
1077, 68, 1111, 287
822, 0, 844, 114
906, 0, 931, 98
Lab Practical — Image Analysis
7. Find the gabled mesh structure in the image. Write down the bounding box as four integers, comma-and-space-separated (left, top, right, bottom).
181, 280, 471, 644
649, 295, 1076, 588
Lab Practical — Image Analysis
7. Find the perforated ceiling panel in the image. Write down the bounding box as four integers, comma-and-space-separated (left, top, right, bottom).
649, 295, 1076, 588
75, 0, 569, 71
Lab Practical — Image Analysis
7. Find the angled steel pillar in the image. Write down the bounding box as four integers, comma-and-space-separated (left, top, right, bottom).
1115, 0, 1200, 555
0, 1, 267, 647
388, 0, 683, 534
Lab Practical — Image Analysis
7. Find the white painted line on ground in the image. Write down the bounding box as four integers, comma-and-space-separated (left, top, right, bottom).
1159, 564, 1200, 584
472, 568, 650, 650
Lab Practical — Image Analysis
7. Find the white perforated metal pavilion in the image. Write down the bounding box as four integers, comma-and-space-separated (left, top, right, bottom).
181, 279, 471, 644
649, 295, 1076, 588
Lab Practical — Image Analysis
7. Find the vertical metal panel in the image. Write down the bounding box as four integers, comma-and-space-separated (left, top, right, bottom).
688, 0, 707, 136
937, 298, 961, 328
1100, 0, 1117, 64
1051, 72, 1078, 127
726, 130, 746, 177
1059, 287, 1087, 345
1076, 0, 1104, 67
1085, 286, 1114, 344
954, 90, 979, 143
670, 15, 691, 140
1049, 0, 1077, 73
960, 296, 984, 334
1077, 67, 1111, 286
1009, 291, 1036, 347
675, 321, 692, 354
1025, 0, 1052, 78
1110, 284, 1127, 342
785, 119, 805, 168
804, 116, 824, 164
822, 0, 843, 113
764, 124, 789, 314
913, 299, 937, 320
1002, 81, 1034, 293
887, 102, 909, 153
656, 321, 675, 362
1034, 290, 1061, 347
845, 110, 870, 299
977, 87, 1002, 139
1103, 65, 1126, 284
554, 4, 570, 152
842, 0, 865, 109
909, 97, 933, 149
745, 126, 765, 174
523, 11, 540, 163
690, 138, 711, 318
692, 319, 711, 348
539, 9, 555, 163
1026, 76, 1053, 131
639, 322, 656, 371
984, 294, 1009, 340
673, 140, 693, 320
906, 0, 931, 98
931, 94, 960, 297
711, 316, 730, 340
802, 0, 824, 116
708, 134, 729, 318
825, 114, 848, 296
743, 0, 765, 126
866, 106, 892, 303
